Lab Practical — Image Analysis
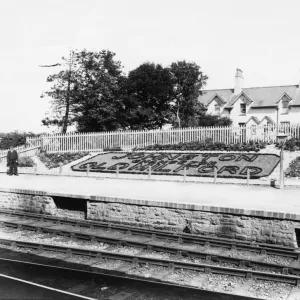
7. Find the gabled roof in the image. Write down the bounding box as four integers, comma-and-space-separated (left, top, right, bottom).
246, 116, 260, 125
199, 85, 299, 108
259, 116, 276, 125
207, 93, 227, 106
276, 92, 292, 104
225, 91, 254, 107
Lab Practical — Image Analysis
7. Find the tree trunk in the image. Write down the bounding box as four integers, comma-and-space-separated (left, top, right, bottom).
62, 70, 71, 134
176, 103, 181, 128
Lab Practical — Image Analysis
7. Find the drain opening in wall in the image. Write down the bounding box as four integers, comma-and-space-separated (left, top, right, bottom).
295, 228, 300, 247
52, 196, 87, 213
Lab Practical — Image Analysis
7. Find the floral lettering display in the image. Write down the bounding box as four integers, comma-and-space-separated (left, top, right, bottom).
72, 152, 280, 179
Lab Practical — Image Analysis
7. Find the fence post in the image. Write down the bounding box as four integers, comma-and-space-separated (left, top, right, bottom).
116, 164, 119, 179
87, 164, 90, 177
214, 167, 217, 184
59, 163, 63, 176
247, 169, 250, 186
148, 166, 151, 180
183, 167, 186, 182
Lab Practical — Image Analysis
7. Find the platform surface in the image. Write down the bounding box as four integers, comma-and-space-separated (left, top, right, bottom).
0, 173, 300, 221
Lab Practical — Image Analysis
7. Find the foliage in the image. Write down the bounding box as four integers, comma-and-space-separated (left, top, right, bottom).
169, 61, 208, 128
275, 138, 300, 151
38, 152, 89, 169
124, 63, 174, 129
198, 114, 232, 127
0, 132, 37, 150
18, 156, 35, 168
286, 156, 300, 178
42, 49, 126, 133
134, 140, 267, 152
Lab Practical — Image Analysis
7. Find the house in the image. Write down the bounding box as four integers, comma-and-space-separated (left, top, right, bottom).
198, 69, 300, 128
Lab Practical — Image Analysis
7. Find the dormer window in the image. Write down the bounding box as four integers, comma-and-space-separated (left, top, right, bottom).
214, 104, 221, 115
240, 103, 246, 115
282, 100, 289, 114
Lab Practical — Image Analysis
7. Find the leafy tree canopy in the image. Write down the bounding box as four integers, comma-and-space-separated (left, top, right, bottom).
124, 62, 174, 129
169, 61, 208, 128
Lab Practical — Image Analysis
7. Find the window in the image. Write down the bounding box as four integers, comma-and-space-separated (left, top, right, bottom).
251, 125, 257, 135
280, 122, 290, 134
214, 104, 220, 115
240, 103, 246, 114
282, 100, 289, 114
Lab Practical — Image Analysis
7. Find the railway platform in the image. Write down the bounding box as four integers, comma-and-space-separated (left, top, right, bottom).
0, 173, 299, 221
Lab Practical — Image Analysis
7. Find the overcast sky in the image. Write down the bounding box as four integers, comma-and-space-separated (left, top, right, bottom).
0, 0, 300, 133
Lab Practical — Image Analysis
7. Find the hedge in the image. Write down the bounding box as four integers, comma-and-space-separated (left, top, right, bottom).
134, 140, 267, 152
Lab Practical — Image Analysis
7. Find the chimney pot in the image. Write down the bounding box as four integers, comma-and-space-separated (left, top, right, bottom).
234, 68, 244, 95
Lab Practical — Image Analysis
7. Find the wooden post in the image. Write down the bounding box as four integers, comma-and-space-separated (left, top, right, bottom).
183, 167, 186, 182
280, 147, 284, 189
34, 165, 37, 175
148, 166, 151, 180
214, 166, 217, 184
247, 169, 250, 186
87, 164, 90, 177
116, 164, 119, 179
59, 163, 63, 175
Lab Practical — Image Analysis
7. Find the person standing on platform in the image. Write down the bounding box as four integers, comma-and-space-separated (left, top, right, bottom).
7, 145, 18, 176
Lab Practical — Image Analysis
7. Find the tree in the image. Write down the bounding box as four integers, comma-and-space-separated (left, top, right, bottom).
42, 49, 126, 133
169, 61, 208, 128
41, 51, 79, 133
124, 63, 174, 129
72, 50, 126, 132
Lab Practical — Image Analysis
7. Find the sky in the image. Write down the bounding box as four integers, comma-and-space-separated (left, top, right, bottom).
0, 0, 300, 133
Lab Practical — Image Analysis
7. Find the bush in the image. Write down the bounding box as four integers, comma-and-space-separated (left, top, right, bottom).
286, 156, 300, 178
275, 138, 300, 151
38, 152, 89, 169
18, 156, 35, 167
134, 140, 267, 152
0, 131, 37, 150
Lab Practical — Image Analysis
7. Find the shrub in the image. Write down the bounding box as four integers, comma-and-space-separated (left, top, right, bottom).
38, 152, 89, 169
0, 131, 38, 150
18, 156, 35, 167
133, 140, 267, 152
285, 156, 300, 178
275, 138, 300, 151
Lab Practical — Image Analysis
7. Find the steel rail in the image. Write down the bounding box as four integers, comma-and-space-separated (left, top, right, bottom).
0, 272, 95, 300
0, 257, 259, 300
1, 218, 300, 276
0, 238, 300, 286
0, 209, 297, 258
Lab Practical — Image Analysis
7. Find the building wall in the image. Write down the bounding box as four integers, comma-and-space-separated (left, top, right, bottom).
206, 95, 300, 126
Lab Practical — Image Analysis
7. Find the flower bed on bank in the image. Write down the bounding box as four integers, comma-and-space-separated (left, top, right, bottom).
71, 152, 280, 179
18, 156, 35, 167
38, 152, 89, 169
134, 141, 267, 152
286, 156, 300, 178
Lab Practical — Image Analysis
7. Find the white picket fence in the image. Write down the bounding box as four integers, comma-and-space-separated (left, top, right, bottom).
0, 145, 41, 163
25, 123, 300, 154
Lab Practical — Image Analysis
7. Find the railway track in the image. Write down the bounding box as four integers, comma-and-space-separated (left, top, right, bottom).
0, 272, 93, 300
1, 256, 246, 300
0, 209, 297, 257
0, 209, 300, 299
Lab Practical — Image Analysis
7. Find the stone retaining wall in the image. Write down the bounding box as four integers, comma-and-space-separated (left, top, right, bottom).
0, 191, 298, 247
87, 201, 299, 247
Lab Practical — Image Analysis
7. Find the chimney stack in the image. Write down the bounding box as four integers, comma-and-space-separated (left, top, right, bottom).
234, 68, 244, 95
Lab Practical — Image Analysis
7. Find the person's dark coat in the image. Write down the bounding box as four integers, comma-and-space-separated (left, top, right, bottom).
7, 150, 18, 167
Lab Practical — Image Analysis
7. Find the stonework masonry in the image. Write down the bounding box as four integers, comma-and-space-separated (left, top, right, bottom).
0, 191, 299, 247
87, 201, 299, 247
